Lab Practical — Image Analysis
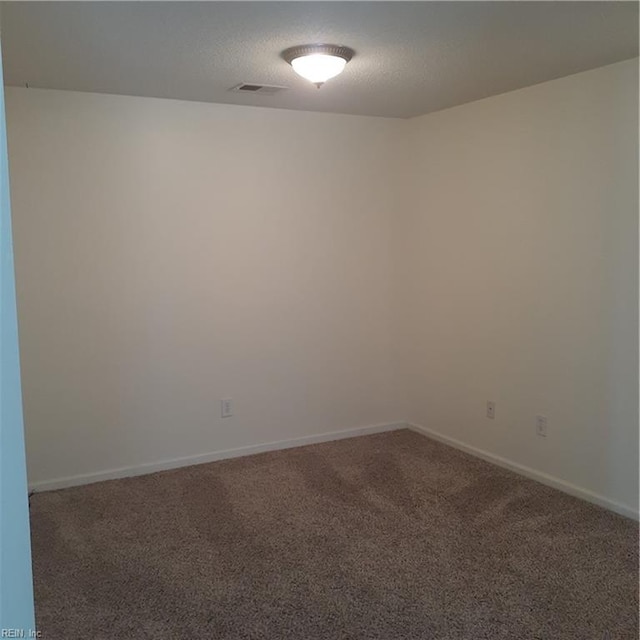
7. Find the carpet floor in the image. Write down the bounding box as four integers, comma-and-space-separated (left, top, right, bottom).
30, 429, 638, 639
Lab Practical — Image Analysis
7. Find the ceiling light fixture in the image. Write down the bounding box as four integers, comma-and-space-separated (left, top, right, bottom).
282, 44, 355, 88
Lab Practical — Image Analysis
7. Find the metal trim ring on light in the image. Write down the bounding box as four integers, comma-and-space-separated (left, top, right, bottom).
282, 44, 355, 65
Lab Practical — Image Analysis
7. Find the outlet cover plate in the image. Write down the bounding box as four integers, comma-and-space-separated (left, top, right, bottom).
536, 415, 548, 437
221, 398, 233, 418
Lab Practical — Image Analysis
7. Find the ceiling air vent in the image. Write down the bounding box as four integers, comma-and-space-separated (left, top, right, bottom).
230, 83, 288, 95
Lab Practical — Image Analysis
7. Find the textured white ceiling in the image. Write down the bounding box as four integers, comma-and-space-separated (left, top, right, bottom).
1, 1, 638, 119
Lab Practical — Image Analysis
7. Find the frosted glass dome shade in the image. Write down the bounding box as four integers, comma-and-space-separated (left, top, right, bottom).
291, 54, 347, 84
282, 45, 355, 87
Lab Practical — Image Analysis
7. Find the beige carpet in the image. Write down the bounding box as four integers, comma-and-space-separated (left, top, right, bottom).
30, 429, 638, 639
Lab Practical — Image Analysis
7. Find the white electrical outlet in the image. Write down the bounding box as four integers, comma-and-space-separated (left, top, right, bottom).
486, 401, 495, 419
221, 398, 233, 418
536, 415, 548, 437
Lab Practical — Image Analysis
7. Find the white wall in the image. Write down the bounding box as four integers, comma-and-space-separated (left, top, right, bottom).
6, 88, 407, 486
402, 59, 639, 514
6, 59, 638, 516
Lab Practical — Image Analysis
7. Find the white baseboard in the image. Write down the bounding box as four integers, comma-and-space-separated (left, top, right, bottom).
408, 423, 639, 521
28, 422, 406, 493
29, 420, 638, 521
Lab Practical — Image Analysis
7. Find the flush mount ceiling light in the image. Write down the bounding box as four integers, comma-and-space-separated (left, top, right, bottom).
282, 44, 355, 88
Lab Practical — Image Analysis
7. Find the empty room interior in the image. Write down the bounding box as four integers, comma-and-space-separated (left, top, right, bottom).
1, 1, 638, 638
